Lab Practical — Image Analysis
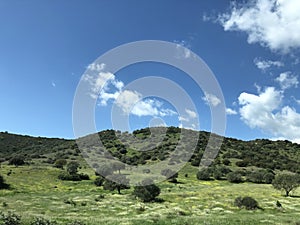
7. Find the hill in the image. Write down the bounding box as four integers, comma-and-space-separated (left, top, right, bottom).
1, 127, 300, 173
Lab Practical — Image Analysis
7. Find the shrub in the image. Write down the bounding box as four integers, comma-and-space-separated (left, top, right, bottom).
227, 171, 243, 183
54, 159, 67, 169
222, 158, 231, 166
30, 217, 57, 225
236, 160, 248, 167
66, 161, 80, 175
94, 177, 105, 187
79, 173, 90, 180
67, 221, 86, 225
234, 196, 259, 210
196, 168, 211, 181
133, 179, 161, 202
8, 156, 25, 167
0, 174, 9, 189
58, 172, 81, 181
0, 212, 21, 225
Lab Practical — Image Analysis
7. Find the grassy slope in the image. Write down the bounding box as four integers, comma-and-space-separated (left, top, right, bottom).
0, 163, 299, 225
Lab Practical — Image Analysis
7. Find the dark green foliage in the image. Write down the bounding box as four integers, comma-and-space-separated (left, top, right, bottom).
8, 155, 25, 166
196, 168, 211, 181
54, 159, 67, 169
66, 161, 80, 175
133, 180, 161, 202
58, 172, 81, 181
234, 196, 259, 210
30, 217, 57, 225
94, 177, 105, 187
222, 158, 231, 166
236, 160, 249, 167
227, 171, 243, 183
0, 174, 9, 189
0, 212, 21, 225
272, 173, 300, 196
103, 174, 129, 194
95, 164, 113, 177
247, 170, 274, 184
67, 221, 86, 225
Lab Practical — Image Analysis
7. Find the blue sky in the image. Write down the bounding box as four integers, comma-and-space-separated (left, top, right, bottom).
1, 0, 300, 142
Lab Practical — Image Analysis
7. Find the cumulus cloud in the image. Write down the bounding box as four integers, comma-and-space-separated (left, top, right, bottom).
202, 92, 221, 107
226, 108, 238, 115
254, 58, 284, 71
84, 65, 177, 118
178, 108, 198, 130
219, 0, 300, 53
275, 72, 298, 90
238, 87, 300, 143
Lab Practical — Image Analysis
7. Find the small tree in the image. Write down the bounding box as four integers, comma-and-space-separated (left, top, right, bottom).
133, 179, 160, 202
54, 159, 67, 169
111, 161, 125, 174
272, 173, 300, 197
67, 161, 80, 175
103, 174, 129, 194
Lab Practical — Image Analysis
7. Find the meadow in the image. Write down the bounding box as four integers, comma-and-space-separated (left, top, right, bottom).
1, 163, 299, 225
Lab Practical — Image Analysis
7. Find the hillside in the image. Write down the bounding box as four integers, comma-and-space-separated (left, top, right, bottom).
1, 128, 300, 224
1, 128, 300, 173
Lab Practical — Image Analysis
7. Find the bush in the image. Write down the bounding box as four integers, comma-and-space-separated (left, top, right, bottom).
234, 196, 259, 210
227, 171, 243, 183
0, 174, 9, 189
0, 212, 21, 225
8, 156, 25, 167
54, 159, 67, 169
30, 217, 57, 225
94, 177, 105, 187
247, 170, 275, 184
196, 168, 211, 181
58, 172, 81, 181
78, 173, 90, 180
133, 179, 160, 202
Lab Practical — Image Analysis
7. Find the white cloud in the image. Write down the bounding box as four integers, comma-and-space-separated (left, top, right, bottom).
254, 58, 284, 71
84, 64, 178, 118
174, 40, 192, 59
238, 86, 300, 143
219, 0, 300, 53
185, 109, 197, 119
226, 108, 237, 115
275, 72, 298, 90
202, 92, 221, 107
87, 63, 105, 72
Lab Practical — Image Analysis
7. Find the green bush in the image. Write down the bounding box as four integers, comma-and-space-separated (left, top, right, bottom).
227, 171, 243, 183
133, 179, 160, 202
94, 177, 105, 187
30, 217, 57, 225
196, 168, 211, 181
0, 212, 21, 225
234, 196, 259, 210
58, 172, 81, 181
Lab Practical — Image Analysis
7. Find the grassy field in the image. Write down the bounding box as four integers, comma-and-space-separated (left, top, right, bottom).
0, 163, 300, 225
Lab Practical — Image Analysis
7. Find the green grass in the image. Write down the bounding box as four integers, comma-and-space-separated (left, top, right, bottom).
1, 164, 300, 225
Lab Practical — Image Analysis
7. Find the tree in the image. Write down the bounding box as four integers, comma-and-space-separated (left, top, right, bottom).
54, 159, 67, 169
111, 161, 125, 174
133, 179, 160, 202
272, 173, 300, 197
103, 174, 129, 194
67, 161, 80, 175
96, 164, 113, 177
234, 196, 259, 210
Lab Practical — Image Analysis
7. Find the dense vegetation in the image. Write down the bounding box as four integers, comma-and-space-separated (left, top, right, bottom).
0, 128, 300, 224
